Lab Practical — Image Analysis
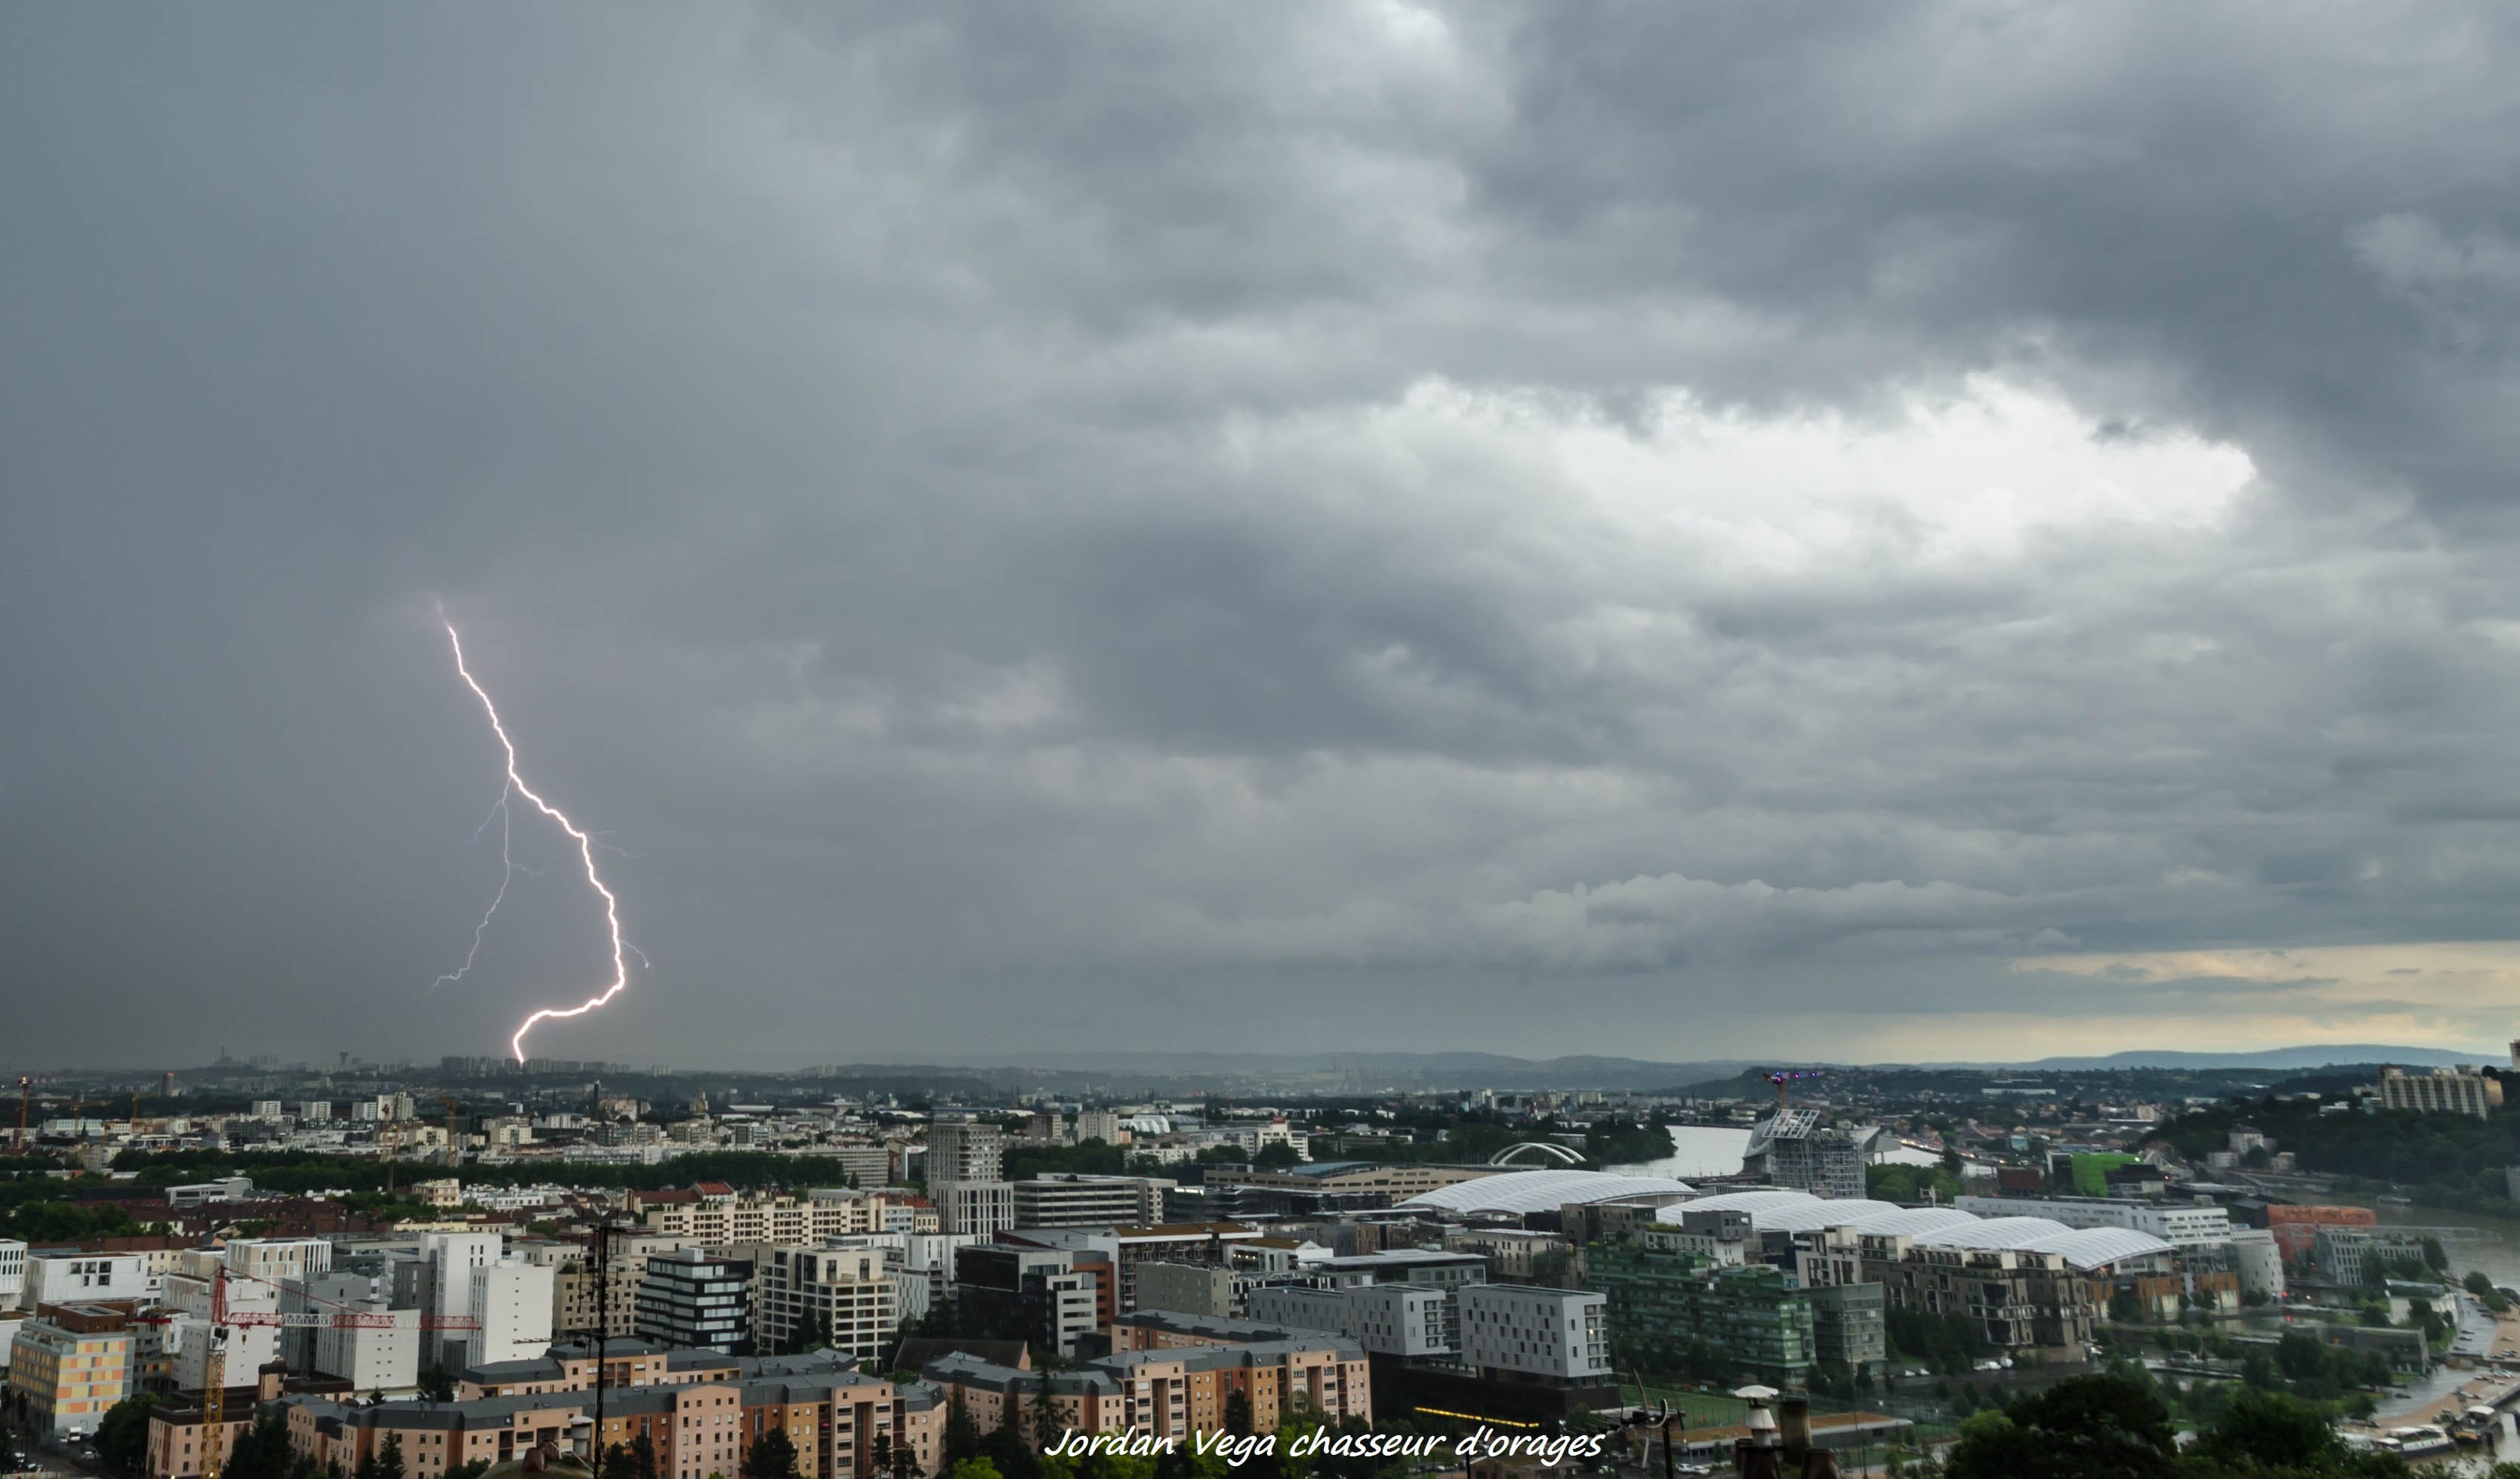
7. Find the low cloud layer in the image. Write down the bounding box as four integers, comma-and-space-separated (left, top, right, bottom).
7, 4, 2520, 1066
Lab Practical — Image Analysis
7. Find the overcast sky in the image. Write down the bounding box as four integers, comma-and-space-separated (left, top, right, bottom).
8, 4, 2520, 1071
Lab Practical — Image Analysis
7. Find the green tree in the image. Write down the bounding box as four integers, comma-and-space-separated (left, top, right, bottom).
446, 1462, 495, 1479
1942, 1373, 2179, 1479
94, 1393, 159, 1472
1032, 1369, 1059, 1444
376, 1434, 406, 1479
948, 1462, 1005, 1479
2188, 1389, 2343, 1471
418, 1362, 456, 1403
987, 1379, 1039, 1479
1252, 1143, 1301, 1170
354, 1446, 382, 1479
944, 1388, 983, 1471
742, 1431, 801, 1479
631, 1431, 661, 1479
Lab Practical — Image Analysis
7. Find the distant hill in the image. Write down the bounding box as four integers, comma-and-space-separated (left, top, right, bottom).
1994, 1045, 2501, 1071
924, 1051, 1761, 1092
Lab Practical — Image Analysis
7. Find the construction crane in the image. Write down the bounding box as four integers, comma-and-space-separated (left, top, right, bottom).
382, 1114, 401, 1197
1765, 1068, 1826, 1111
438, 1095, 465, 1169
140, 1255, 483, 1479
14, 1076, 28, 1152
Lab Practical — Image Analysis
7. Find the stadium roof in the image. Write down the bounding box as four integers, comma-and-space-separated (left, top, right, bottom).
1650, 1191, 2172, 1271
1397, 1169, 1692, 1215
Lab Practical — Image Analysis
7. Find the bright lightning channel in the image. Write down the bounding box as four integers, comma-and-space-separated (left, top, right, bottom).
441, 620, 633, 1061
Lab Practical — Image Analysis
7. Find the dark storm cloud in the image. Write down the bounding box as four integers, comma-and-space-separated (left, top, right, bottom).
6, 2, 2520, 1068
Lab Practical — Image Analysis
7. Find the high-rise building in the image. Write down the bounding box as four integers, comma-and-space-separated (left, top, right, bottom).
953, 1246, 1097, 1357
2374, 1065, 2503, 1120
925, 1117, 1004, 1182
927, 1117, 1013, 1237
1742, 1109, 1865, 1199
418, 1232, 504, 1369
635, 1248, 754, 1354
731, 1243, 899, 1360
465, 1262, 557, 1368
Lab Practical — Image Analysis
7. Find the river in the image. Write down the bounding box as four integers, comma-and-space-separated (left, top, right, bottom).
2373, 1202, 2520, 1289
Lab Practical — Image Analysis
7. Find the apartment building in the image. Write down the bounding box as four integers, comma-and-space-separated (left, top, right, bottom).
730, 1244, 898, 1360
1583, 1237, 1816, 1382
998, 1224, 1270, 1314
927, 1321, 1368, 1443
953, 1246, 1097, 1358
1132, 1262, 1239, 1320
1859, 1236, 2098, 1351
1, 1238, 28, 1308
637, 1191, 933, 1244
637, 1248, 755, 1355
2374, 1065, 2503, 1119
1247, 1280, 1456, 1358
1456, 1285, 1609, 1383
6, 1303, 133, 1439
1010, 1175, 1173, 1229
547, 1233, 692, 1342
2311, 1228, 2436, 1286
224, 1237, 335, 1289
262, 1354, 940, 1479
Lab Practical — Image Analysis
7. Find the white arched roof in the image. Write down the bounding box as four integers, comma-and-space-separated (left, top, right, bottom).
1399, 1169, 1692, 1215
1739, 1199, 1900, 1234
1652, 1189, 1823, 1222
1859, 1206, 1982, 1237
1637, 1194, 2173, 1271
2024, 1227, 2174, 1271
1923, 1216, 2074, 1252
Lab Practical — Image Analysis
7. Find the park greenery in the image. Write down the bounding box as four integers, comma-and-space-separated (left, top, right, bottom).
1942, 1373, 2423, 1478
2159, 1090, 2519, 1212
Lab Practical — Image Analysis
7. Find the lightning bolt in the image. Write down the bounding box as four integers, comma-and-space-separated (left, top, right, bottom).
440, 618, 632, 1061
427, 787, 518, 994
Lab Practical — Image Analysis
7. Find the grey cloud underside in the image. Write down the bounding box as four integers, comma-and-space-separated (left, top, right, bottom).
5, 2, 2520, 1064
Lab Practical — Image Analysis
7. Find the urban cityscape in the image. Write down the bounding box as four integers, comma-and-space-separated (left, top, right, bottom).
5, 1046, 2520, 1478
13, 4, 2520, 1479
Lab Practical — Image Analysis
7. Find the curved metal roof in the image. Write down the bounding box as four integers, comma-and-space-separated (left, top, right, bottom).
2025, 1226, 2175, 1271
1856, 1206, 1985, 1238
1737, 1198, 1901, 1234
1634, 1192, 2173, 1271
1652, 1189, 1824, 1222
1399, 1169, 1692, 1214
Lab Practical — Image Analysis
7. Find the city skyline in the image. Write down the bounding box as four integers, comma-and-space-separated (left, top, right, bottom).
12, 6, 2520, 1066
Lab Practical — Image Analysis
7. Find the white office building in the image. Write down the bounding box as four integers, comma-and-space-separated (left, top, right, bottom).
1248, 1280, 1457, 1358
1456, 1285, 1610, 1383
1011, 1175, 1173, 1229
465, 1261, 556, 1367
25, 1253, 156, 1309
0, 1239, 25, 1310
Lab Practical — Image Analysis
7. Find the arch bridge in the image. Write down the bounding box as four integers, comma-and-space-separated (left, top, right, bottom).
1487, 1140, 1588, 1166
